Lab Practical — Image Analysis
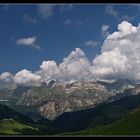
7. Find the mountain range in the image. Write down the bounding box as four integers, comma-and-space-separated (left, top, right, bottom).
0, 79, 140, 135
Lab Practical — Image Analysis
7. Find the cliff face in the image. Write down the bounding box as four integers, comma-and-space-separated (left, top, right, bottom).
15, 81, 114, 120
0, 80, 139, 120
40, 101, 57, 120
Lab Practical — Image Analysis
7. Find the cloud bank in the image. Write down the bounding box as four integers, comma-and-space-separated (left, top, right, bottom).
1, 21, 140, 86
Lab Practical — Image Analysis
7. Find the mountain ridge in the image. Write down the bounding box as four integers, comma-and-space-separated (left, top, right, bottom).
0, 79, 139, 120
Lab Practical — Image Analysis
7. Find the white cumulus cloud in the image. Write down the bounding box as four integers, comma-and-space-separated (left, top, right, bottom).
0, 72, 13, 83
106, 21, 137, 40
91, 48, 129, 79
14, 69, 41, 86
1, 20, 140, 86
58, 48, 92, 82
16, 36, 41, 50
92, 20, 140, 80
40, 60, 60, 82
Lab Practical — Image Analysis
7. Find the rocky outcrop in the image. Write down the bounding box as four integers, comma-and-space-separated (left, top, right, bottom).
40, 101, 57, 120
16, 89, 45, 106
132, 84, 140, 95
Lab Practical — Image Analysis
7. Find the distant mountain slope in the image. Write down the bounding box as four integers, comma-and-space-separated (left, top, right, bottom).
0, 104, 34, 124
46, 95, 140, 132
62, 105, 140, 135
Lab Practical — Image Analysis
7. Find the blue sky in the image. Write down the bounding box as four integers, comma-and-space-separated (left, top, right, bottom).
0, 4, 140, 74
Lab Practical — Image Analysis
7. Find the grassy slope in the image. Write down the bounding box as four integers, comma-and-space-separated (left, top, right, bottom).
60, 106, 140, 135
0, 103, 41, 135
0, 118, 38, 135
